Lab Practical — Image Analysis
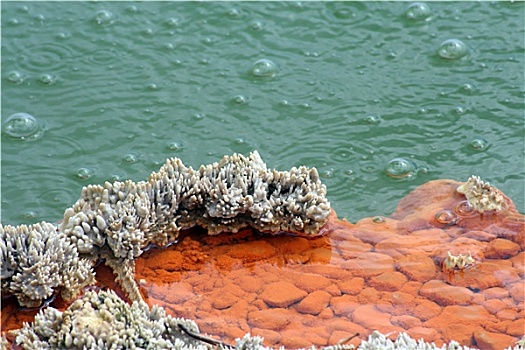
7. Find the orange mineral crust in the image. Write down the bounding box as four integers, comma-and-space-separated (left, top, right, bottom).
135, 180, 524, 350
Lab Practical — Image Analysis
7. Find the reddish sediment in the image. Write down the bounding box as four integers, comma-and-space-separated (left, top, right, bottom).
2, 179, 524, 349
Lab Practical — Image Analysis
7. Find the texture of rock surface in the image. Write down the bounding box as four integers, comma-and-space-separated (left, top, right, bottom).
132, 180, 524, 349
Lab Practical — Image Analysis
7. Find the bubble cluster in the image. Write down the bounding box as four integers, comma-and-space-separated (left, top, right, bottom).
469, 138, 489, 151
405, 2, 432, 21
250, 59, 279, 78
435, 209, 458, 225
438, 39, 468, 60
384, 158, 416, 180
2, 113, 45, 141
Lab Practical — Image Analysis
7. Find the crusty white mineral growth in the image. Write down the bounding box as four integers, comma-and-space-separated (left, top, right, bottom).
0, 222, 94, 307
456, 175, 505, 213
443, 251, 475, 272
2, 151, 331, 306
14, 290, 205, 349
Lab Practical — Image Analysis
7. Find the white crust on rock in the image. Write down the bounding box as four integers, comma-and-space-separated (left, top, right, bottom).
0, 222, 94, 307
456, 175, 505, 213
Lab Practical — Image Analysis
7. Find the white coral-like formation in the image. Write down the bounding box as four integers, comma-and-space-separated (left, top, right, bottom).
14, 290, 205, 349
456, 175, 505, 213
2, 151, 330, 307
0, 222, 94, 307
442, 251, 475, 272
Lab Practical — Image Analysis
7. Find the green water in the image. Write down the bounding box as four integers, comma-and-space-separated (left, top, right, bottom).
2, 1, 524, 226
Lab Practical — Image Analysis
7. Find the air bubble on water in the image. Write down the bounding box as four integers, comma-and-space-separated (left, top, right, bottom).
39, 74, 57, 85
123, 153, 138, 163
6, 71, 25, 84
22, 211, 37, 220
385, 158, 417, 180
469, 138, 489, 151
95, 10, 115, 25
438, 39, 468, 60
251, 21, 263, 30
321, 168, 334, 178
461, 83, 475, 94
165, 18, 180, 27
435, 209, 458, 225
227, 8, 242, 18
109, 174, 123, 182
56, 32, 69, 40
2, 113, 45, 141
232, 95, 248, 104
167, 142, 182, 151
405, 3, 432, 21
76, 167, 95, 180
250, 59, 279, 78
300, 103, 311, 109
364, 115, 381, 124
453, 106, 466, 115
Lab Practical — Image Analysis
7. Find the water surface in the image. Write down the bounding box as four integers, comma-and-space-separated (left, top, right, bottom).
2, 2, 524, 225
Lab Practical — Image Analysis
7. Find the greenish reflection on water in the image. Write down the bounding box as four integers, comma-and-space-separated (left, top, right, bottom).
2, 2, 524, 225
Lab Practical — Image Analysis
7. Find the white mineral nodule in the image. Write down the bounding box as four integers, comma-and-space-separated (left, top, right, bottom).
457, 175, 505, 213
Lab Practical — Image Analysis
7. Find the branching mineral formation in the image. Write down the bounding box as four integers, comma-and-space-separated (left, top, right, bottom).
442, 251, 475, 272
13, 290, 205, 349
1, 151, 331, 307
0, 222, 94, 307
456, 175, 506, 213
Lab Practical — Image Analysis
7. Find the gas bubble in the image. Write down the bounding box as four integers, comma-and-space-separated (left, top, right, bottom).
38, 74, 57, 85
123, 154, 138, 163
232, 95, 248, 104
469, 138, 489, 151
167, 142, 183, 151
406, 2, 432, 21
438, 39, 468, 60
2, 113, 45, 140
385, 158, 416, 179
454, 200, 475, 216
76, 167, 95, 180
6, 71, 25, 84
372, 216, 386, 223
94, 10, 115, 25
250, 59, 279, 78
435, 210, 458, 225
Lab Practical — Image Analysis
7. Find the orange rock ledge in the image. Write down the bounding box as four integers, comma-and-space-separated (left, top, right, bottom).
2, 179, 524, 350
